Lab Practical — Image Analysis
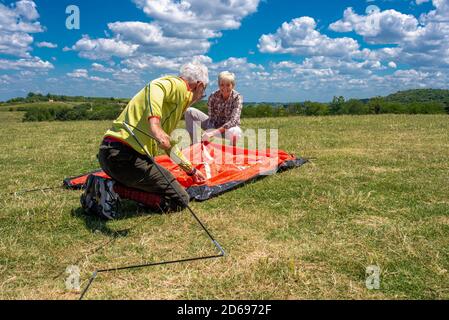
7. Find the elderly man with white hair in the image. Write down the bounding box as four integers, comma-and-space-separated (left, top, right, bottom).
185, 71, 243, 146
82, 62, 209, 219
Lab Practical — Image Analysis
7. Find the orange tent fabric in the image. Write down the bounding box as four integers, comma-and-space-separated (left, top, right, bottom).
64, 142, 306, 201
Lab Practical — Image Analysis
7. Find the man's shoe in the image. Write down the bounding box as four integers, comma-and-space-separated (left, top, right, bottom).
80, 174, 99, 216
81, 175, 121, 220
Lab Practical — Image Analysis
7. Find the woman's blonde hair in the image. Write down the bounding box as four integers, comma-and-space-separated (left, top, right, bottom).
218, 71, 236, 86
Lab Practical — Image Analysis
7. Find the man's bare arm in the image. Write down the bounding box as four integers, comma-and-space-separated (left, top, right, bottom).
148, 117, 206, 183
148, 117, 171, 150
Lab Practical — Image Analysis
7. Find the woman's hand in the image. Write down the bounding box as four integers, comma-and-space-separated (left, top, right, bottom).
201, 131, 214, 142
202, 128, 224, 142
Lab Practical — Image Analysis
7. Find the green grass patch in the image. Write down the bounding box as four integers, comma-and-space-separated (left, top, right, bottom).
0, 113, 448, 299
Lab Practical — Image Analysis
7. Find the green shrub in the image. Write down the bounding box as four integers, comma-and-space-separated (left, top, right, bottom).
303, 101, 330, 116
329, 96, 345, 115
340, 99, 369, 115
23, 107, 55, 122
379, 102, 408, 114
255, 104, 273, 117
242, 105, 258, 118
367, 98, 383, 114
408, 102, 446, 114
23, 103, 123, 122
88, 105, 123, 120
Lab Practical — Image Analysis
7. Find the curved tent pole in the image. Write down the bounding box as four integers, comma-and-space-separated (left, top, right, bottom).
79, 121, 226, 300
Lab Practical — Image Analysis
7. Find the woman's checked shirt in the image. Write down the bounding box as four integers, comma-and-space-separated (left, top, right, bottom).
207, 89, 243, 129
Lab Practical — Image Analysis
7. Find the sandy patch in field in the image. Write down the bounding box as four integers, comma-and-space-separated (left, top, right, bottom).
353, 215, 392, 228
434, 216, 449, 226
367, 166, 403, 174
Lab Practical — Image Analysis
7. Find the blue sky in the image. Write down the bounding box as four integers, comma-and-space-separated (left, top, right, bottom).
0, 0, 447, 102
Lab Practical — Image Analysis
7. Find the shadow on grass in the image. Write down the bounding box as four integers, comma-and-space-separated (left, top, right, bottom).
71, 199, 163, 238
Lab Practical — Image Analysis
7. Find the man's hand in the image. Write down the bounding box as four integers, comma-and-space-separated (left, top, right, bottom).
191, 169, 206, 184
156, 133, 172, 150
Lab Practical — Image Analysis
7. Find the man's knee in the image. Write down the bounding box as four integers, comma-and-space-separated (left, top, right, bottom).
170, 189, 190, 211
179, 187, 190, 205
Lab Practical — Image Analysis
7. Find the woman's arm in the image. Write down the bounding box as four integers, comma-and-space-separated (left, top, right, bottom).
203, 94, 243, 140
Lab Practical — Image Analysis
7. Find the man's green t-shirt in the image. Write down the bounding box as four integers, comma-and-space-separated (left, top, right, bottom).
104, 76, 194, 171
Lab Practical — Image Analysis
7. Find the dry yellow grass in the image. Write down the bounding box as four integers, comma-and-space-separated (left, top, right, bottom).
0, 111, 448, 300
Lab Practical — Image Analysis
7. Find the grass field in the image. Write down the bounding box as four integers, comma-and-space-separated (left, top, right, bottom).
0, 110, 448, 300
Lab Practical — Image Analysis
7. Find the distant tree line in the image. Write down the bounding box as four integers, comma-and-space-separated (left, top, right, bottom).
4, 92, 128, 105
193, 88, 449, 117
195, 97, 447, 118
22, 103, 125, 122
8, 89, 449, 122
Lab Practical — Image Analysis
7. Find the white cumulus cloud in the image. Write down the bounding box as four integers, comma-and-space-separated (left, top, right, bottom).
329, 1, 449, 69
67, 68, 110, 82
71, 35, 139, 60
258, 17, 363, 59
132, 0, 260, 38
0, 57, 53, 70
70, 0, 262, 62
329, 8, 421, 44
0, 0, 43, 57
36, 41, 58, 48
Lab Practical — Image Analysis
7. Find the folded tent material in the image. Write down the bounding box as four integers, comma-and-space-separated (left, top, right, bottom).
63, 142, 307, 201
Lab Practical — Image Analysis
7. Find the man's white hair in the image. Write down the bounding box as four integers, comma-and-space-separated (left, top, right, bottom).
218, 71, 236, 86
180, 62, 209, 86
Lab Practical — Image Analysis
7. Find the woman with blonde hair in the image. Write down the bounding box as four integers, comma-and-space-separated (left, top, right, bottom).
185, 71, 243, 146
